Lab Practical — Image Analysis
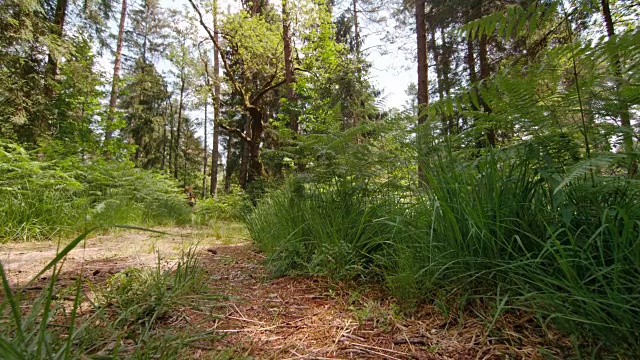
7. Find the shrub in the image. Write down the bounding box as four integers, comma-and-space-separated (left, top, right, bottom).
194, 185, 252, 223
0, 140, 192, 242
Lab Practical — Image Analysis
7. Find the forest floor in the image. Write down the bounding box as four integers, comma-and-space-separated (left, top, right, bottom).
0, 224, 564, 359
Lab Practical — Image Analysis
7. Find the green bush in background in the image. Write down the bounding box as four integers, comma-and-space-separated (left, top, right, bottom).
0, 140, 192, 242
193, 185, 252, 224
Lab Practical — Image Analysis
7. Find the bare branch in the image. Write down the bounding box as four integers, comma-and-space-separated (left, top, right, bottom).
188, 0, 246, 101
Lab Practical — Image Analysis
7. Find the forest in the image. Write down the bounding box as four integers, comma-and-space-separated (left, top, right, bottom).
1, 0, 639, 358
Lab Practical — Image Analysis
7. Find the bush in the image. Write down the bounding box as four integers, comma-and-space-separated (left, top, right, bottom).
194, 185, 252, 223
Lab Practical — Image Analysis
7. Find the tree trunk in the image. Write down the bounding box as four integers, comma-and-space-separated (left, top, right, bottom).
174, 74, 185, 179
353, 0, 360, 57
202, 95, 208, 198
44, 0, 68, 123
211, 0, 220, 197
161, 98, 170, 171
239, 115, 251, 190
430, 26, 447, 136
168, 100, 174, 174
282, 0, 298, 134
105, 0, 127, 146
441, 28, 455, 134
47, 0, 68, 80
224, 134, 233, 193
416, 0, 428, 182
600, 0, 635, 176
247, 108, 266, 184
478, 28, 495, 146
352, 0, 361, 129
440, 28, 451, 98
466, 37, 477, 84
430, 26, 444, 102
416, 0, 428, 126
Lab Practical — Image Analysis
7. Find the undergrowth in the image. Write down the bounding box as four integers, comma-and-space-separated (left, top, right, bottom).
0, 140, 192, 242
246, 147, 640, 358
194, 185, 253, 224
0, 229, 219, 359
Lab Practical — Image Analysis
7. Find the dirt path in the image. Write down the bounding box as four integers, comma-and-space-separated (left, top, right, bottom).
0, 225, 557, 359
199, 245, 485, 360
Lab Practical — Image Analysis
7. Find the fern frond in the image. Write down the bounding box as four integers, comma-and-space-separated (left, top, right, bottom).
554, 153, 627, 194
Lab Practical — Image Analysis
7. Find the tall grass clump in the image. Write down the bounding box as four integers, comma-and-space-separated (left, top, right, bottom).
390, 147, 640, 356
247, 144, 640, 355
0, 140, 192, 242
246, 177, 405, 279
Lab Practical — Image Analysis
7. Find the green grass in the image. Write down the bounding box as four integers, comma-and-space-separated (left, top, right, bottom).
246, 148, 640, 357
0, 229, 222, 359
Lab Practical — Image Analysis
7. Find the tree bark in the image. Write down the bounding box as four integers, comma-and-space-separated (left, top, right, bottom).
202, 95, 208, 198
282, 0, 298, 134
211, 0, 220, 197
416, 0, 428, 182
466, 37, 477, 84
105, 0, 127, 146
600, 0, 635, 176
247, 108, 266, 184
353, 0, 360, 58
239, 115, 251, 189
174, 74, 185, 179
477, 0, 494, 146
224, 134, 233, 193
168, 100, 174, 174
441, 28, 455, 134
478, 33, 495, 146
430, 26, 444, 102
44, 0, 68, 114
161, 97, 171, 171
430, 25, 448, 136
416, 0, 428, 126
352, 0, 361, 129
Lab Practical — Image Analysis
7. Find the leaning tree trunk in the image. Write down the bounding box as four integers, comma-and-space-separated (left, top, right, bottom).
105, 0, 127, 147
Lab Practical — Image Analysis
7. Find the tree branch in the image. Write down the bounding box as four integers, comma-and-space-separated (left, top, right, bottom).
188, 0, 246, 102
197, 44, 217, 102
250, 78, 287, 104
219, 122, 251, 142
